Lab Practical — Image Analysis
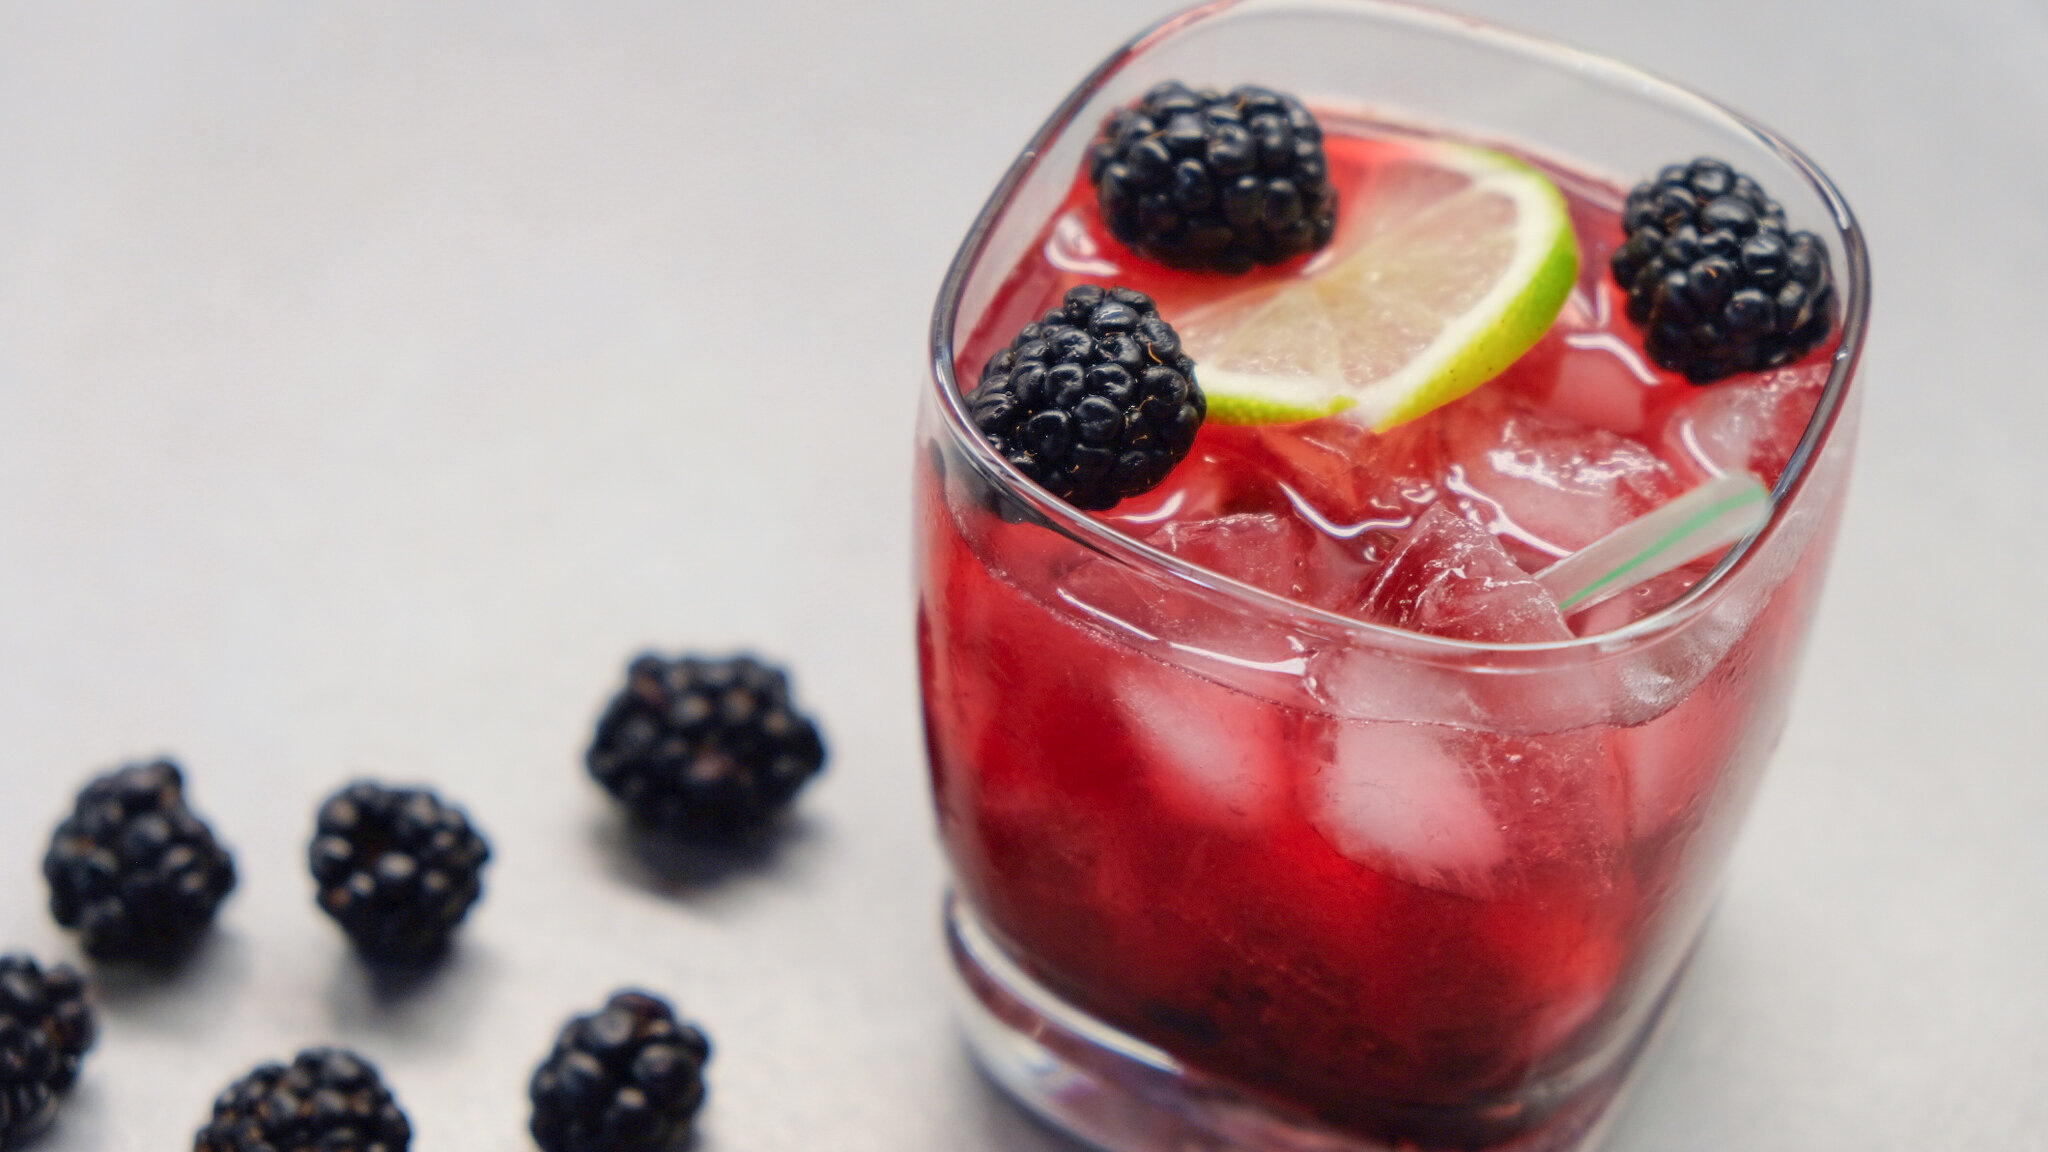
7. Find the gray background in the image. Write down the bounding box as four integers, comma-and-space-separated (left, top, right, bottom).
0, 1, 2041, 1150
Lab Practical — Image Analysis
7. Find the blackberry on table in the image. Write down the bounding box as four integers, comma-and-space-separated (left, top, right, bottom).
1611, 156, 1836, 383
0, 955, 94, 1150
1090, 81, 1337, 273
966, 283, 1204, 511
194, 1047, 409, 1152
529, 990, 709, 1152
587, 653, 827, 843
43, 758, 237, 963
309, 782, 490, 962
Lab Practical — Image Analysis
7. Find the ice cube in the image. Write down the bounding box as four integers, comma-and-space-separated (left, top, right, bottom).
1544, 339, 1656, 436
1311, 508, 1628, 735
1439, 391, 1684, 570
1355, 503, 1572, 643
1120, 670, 1289, 826
1055, 551, 1308, 689
1058, 511, 1374, 702
1245, 418, 1443, 563
1610, 683, 1736, 838
1307, 719, 1509, 895
1657, 362, 1827, 488
1145, 511, 1376, 614
1500, 282, 1664, 436
1310, 718, 1629, 898
1609, 621, 1791, 838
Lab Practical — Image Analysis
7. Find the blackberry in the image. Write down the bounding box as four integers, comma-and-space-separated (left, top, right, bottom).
1090, 81, 1337, 273
966, 284, 1204, 511
0, 955, 94, 1150
1611, 156, 1835, 383
529, 991, 709, 1152
587, 654, 826, 842
43, 758, 237, 963
194, 1047, 410, 1152
309, 782, 491, 962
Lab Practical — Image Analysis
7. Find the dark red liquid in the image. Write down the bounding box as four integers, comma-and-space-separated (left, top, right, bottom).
919, 123, 1839, 1144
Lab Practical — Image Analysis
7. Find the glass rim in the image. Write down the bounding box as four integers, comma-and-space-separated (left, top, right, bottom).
926, 0, 1870, 656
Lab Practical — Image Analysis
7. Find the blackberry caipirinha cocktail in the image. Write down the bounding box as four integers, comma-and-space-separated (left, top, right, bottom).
917, 7, 1864, 1150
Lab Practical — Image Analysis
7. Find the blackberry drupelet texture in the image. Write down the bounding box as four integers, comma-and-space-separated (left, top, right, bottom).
0, 955, 94, 1150
587, 653, 827, 842
43, 758, 237, 963
1611, 156, 1835, 383
966, 284, 1204, 511
529, 990, 710, 1152
1090, 81, 1337, 273
194, 1047, 410, 1152
309, 782, 491, 962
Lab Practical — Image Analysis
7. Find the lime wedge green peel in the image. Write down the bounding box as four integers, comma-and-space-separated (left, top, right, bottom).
1183, 142, 1580, 430
1534, 472, 1773, 614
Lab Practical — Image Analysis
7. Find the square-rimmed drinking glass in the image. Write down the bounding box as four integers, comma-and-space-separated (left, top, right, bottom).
916, 3, 1868, 1149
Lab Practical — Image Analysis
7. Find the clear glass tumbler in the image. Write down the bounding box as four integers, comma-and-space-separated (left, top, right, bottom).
915, 3, 1868, 1150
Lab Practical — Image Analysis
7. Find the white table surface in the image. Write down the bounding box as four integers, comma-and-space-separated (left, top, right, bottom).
1, 2, 2041, 1150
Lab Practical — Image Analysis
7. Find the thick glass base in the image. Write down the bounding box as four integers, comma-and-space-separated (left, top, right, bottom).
946, 893, 1676, 1152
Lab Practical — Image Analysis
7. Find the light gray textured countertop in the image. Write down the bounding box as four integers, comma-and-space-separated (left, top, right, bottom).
1, 2, 2042, 1149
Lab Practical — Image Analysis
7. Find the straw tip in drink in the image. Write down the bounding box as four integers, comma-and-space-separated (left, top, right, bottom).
1535, 471, 1772, 615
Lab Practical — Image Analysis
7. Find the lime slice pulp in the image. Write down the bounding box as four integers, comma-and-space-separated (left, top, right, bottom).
1181, 141, 1580, 430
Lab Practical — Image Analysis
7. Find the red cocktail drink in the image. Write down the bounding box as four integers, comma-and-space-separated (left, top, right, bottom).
917, 6, 1865, 1150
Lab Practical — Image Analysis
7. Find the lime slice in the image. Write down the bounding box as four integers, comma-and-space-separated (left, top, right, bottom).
1183, 142, 1580, 430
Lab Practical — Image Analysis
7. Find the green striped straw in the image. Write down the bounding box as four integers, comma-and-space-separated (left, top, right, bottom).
1534, 471, 1773, 614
